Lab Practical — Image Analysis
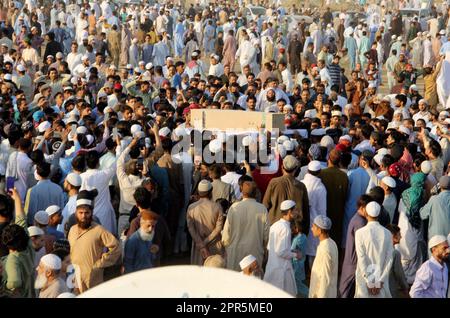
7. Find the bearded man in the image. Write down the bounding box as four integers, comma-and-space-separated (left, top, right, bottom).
35, 254, 68, 298
67, 189, 121, 293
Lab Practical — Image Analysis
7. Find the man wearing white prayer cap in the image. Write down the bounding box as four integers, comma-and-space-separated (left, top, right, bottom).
277, 135, 289, 144
45, 205, 64, 240
203, 255, 226, 268
354, 201, 394, 298
58, 172, 82, 234
186, 179, 224, 266
37, 121, 51, 133
373, 153, 385, 167
380, 177, 397, 223
239, 255, 262, 278
222, 177, 269, 272
263, 200, 299, 296
301, 160, 327, 268
331, 110, 342, 118
68, 189, 121, 293
28, 226, 45, 238
130, 124, 142, 135
421, 160, 433, 175
239, 254, 257, 271
36, 253, 69, 298
309, 215, 338, 298
283, 140, 294, 153
410, 235, 449, 298
263, 155, 309, 226
419, 160, 439, 199
34, 210, 49, 227
27, 225, 47, 271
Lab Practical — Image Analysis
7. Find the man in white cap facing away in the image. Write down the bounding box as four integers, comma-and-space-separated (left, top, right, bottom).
420, 160, 438, 199
222, 178, 268, 272
186, 180, 224, 266
263, 200, 300, 296
28, 225, 47, 268
410, 235, 449, 298
36, 253, 69, 298
380, 176, 397, 223
58, 172, 82, 235
309, 215, 338, 298
239, 254, 262, 278
33, 210, 59, 256
203, 255, 226, 268
301, 160, 327, 269
263, 155, 309, 227
354, 201, 394, 298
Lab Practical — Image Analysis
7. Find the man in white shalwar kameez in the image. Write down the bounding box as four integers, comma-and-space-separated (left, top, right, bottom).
128, 38, 140, 69
301, 161, 327, 268
80, 149, 117, 236
208, 55, 224, 77
423, 33, 434, 66
50, 5, 59, 30
309, 215, 338, 298
312, 29, 323, 56
249, 39, 260, 75
355, 202, 394, 298
101, 0, 113, 20
409, 33, 424, 69
235, 35, 255, 74
263, 200, 300, 296
36, 7, 46, 35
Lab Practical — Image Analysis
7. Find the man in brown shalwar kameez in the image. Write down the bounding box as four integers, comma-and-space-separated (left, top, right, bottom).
222, 29, 237, 72
263, 155, 310, 230
319, 149, 349, 246
107, 24, 121, 68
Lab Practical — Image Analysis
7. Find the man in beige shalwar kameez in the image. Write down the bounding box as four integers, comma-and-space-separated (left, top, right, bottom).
222, 180, 269, 271
309, 215, 339, 298
186, 180, 224, 266
68, 189, 121, 293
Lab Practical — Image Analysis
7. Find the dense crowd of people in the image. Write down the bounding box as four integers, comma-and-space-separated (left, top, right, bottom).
0, 0, 449, 298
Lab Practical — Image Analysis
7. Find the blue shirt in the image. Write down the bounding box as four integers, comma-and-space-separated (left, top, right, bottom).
291, 233, 309, 297
123, 230, 155, 274
25, 180, 66, 226
410, 257, 448, 298
172, 73, 182, 90
440, 41, 450, 55
47, 226, 65, 240
342, 168, 370, 246
420, 190, 450, 240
